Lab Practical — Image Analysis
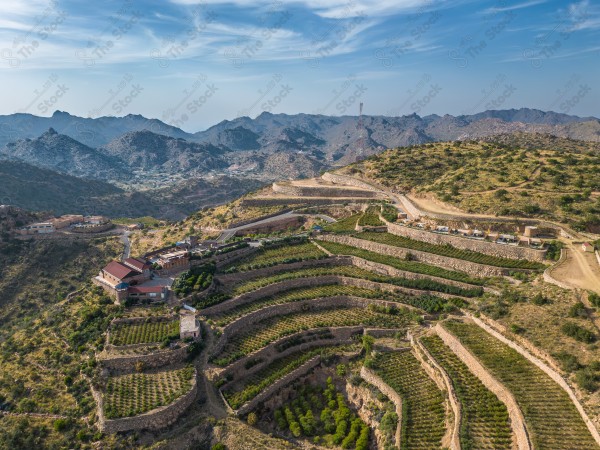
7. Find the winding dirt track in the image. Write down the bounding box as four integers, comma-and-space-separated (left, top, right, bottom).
550, 245, 600, 294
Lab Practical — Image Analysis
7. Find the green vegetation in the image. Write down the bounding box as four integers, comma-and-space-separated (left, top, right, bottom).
229, 264, 483, 298
357, 232, 545, 270
561, 321, 596, 343
421, 335, 512, 449
371, 350, 446, 449
109, 318, 179, 346
357, 206, 383, 227
323, 214, 360, 233
212, 307, 412, 366
317, 240, 484, 285
222, 345, 358, 409
224, 241, 326, 272
103, 366, 195, 419
272, 377, 370, 449
381, 204, 399, 223
172, 263, 215, 297
444, 320, 598, 449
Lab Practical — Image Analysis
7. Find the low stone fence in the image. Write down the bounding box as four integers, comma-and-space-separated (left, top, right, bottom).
469, 315, 600, 447
317, 234, 507, 277
98, 344, 190, 372
218, 327, 363, 386
360, 365, 404, 446
235, 357, 322, 416
543, 249, 573, 290
211, 295, 415, 357
97, 374, 197, 433
435, 323, 531, 450
386, 222, 547, 262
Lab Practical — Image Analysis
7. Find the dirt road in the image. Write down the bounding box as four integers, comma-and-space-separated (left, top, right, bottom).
550, 245, 600, 294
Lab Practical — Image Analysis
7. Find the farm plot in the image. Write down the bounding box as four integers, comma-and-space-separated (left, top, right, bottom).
103, 366, 195, 419
211, 284, 388, 327
323, 214, 361, 233
420, 334, 513, 450
109, 318, 179, 346
222, 344, 360, 410
443, 320, 598, 449
230, 265, 483, 298
372, 350, 447, 449
358, 232, 545, 270
224, 242, 326, 272
213, 307, 412, 367
357, 206, 383, 227
317, 240, 485, 286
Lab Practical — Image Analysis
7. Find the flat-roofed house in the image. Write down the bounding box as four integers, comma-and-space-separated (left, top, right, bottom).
180, 314, 200, 340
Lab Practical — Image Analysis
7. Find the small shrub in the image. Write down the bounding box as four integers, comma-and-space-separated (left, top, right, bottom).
247, 412, 258, 426
562, 322, 596, 343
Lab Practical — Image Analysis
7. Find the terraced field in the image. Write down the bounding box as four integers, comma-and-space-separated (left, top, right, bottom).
357, 206, 383, 226
443, 320, 598, 449
212, 307, 412, 366
221, 344, 360, 409
372, 350, 447, 449
229, 264, 483, 298
317, 240, 485, 285
358, 232, 546, 270
103, 367, 195, 419
109, 318, 179, 346
420, 334, 513, 450
224, 241, 326, 272
323, 214, 360, 233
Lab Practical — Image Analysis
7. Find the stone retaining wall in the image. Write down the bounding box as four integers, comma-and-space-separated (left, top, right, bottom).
360, 365, 405, 446
386, 222, 547, 262
322, 172, 383, 192
214, 247, 258, 269
543, 249, 573, 290
98, 344, 189, 372
596, 250, 600, 267
202, 275, 468, 318
435, 323, 531, 450
215, 256, 347, 286
99, 375, 197, 433
397, 194, 423, 219
211, 295, 414, 357
469, 315, 600, 447
272, 182, 380, 198
317, 234, 506, 277
235, 357, 322, 415
229, 209, 292, 228
241, 197, 374, 207
217, 327, 363, 386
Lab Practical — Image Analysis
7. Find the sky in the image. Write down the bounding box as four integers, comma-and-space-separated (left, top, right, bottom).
0, 0, 598, 132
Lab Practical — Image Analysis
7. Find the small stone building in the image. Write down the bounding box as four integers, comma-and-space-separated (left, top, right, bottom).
582, 242, 595, 253
180, 314, 200, 340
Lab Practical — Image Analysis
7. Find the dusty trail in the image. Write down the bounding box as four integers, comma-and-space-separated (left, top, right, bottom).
551, 245, 600, 294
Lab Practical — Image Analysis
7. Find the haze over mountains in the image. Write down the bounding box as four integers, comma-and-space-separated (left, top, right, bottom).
1, 108, 599, 219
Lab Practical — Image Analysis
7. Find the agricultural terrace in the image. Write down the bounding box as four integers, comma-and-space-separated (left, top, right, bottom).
223, 241, 326, 272
317, 240, 485, 285
222, 344, 360, 410
371, 350, 447, 449
357, 232, 546, 269
323, 214, 361, 233
109, 318, 179, 346
172, 263, 215, 297
103, 366, 195, 419
420, 334, 513, 449
357, 206, 383, 227
212, 307, 413, 367
209, 284, 464, 327
443, 320, 598, 449
228, 265, 484, 298
272, 377, 370, 449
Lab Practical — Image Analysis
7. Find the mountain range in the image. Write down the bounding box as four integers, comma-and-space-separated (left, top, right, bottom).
1, 108, 599, 219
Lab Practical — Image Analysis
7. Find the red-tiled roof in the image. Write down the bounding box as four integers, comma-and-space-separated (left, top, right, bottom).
123, 257, 148, 272
103, 261, 137, 280
128, 286, 165, 294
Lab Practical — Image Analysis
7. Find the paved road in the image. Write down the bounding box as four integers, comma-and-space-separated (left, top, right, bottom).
120, 231, 131, 261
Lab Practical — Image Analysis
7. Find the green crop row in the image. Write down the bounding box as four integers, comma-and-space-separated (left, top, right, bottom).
223, 242, 326, 273
110, 319, 179, 346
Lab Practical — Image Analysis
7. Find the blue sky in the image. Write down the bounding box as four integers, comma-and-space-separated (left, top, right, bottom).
0, 0, 598, 131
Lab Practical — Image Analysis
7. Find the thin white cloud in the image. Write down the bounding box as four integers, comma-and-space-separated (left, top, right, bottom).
481, 0, 547, 15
